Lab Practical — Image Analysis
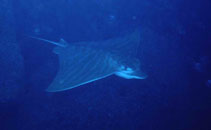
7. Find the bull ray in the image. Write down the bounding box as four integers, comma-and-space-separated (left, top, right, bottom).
31, 30, 147, 92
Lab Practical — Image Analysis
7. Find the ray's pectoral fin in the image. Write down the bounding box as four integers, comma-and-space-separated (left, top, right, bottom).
46, 71, 115, 92
46, 46, 118, 92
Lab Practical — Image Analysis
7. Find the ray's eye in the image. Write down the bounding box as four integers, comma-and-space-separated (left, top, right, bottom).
126, 67, 132, 71
120, 65, 126, 70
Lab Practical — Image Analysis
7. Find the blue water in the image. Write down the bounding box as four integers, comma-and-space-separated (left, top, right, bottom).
0, 0, 210, 129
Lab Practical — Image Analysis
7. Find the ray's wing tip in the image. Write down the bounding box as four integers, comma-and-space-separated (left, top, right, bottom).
45, 88, 57, 92
45, 85, 76, 92
45, 86, 64, 92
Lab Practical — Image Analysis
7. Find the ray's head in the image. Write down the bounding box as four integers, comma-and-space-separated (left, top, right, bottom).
115, 57, 147, 79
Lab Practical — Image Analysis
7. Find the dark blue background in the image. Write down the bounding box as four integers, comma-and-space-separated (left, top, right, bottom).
0, 0, 210, 129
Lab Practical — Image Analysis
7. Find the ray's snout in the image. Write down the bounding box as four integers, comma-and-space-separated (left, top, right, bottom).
134, 71, 148, 79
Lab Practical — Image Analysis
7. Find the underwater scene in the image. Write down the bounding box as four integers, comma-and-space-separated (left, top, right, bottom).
0, 0, 210, 129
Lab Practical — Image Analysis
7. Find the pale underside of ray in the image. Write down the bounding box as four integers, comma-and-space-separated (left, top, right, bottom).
46, 46, 119, 92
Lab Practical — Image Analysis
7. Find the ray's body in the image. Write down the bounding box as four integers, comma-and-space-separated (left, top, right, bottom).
30, 30, 147, 92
